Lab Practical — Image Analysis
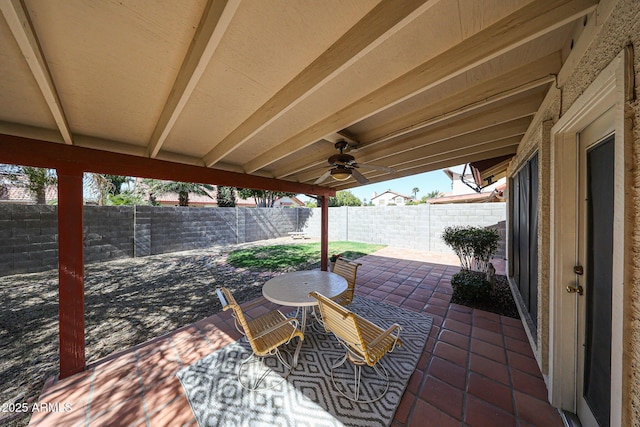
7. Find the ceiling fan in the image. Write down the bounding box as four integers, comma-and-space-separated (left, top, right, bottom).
314, 140, 396, 185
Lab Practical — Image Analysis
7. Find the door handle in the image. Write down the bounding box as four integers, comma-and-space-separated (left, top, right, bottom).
566, 284, 584, 295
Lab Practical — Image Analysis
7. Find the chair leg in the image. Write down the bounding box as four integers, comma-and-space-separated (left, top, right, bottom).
330, 351, 390, 403
353, 364, 362, 401
237, 349, 293, 391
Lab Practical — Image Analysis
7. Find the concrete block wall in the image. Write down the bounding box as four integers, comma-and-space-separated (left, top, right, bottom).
240, 208, 299, 242
300, 208, 324, 238
134, 206, 152, 257
302, 203, 506, 257
84, 206, 134, 263
0, 205, 307, 277
0, 204, 58, 275
149, 207, 238, 254
347, 206, 431, 249
428, 204, 507, 254
0, 205, 136, 275
0, 203, 505, 276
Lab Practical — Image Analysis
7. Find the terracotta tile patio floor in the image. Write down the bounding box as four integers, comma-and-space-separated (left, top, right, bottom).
28, 247, 562, 426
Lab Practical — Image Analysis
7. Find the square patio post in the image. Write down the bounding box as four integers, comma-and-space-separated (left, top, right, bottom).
320, 195, 328, 271
57, 165, 85, 378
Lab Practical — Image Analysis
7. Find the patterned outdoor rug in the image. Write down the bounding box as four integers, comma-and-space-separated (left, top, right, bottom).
177, 295, 432, 427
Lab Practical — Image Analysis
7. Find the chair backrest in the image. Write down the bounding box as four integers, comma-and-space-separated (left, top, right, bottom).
333, 258, 361, 290
310, 291, 368, 356
216, 287, 255, 343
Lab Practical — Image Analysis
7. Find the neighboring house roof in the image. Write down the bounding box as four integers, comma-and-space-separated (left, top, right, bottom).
0, 173, 57, 204
370, 190, 413, 201
153, 190, 257, 207
273, 196, 305, 207
428, 183, 506, 204
135, 179, 258, 206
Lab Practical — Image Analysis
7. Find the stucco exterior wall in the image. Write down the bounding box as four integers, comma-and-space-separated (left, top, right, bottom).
506, 0, 639, 423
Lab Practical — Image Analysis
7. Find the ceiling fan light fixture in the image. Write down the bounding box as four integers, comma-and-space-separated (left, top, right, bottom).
331, 167, 351, 181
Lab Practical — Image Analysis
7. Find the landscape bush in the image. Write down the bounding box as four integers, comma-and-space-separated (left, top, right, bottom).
442, 225, 500, 304
441, 225, 499, 274
451, 269, 491, 303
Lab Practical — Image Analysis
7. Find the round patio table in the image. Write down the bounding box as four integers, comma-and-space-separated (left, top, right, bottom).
262, 270, 347, 365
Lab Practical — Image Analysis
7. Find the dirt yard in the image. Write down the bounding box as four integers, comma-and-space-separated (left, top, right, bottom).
0, 237, 314, 427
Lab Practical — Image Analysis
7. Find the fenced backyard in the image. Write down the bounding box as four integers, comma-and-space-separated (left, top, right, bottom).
0, 203, 506, 277
0, 238, 385, 427
0, 202, 507, 426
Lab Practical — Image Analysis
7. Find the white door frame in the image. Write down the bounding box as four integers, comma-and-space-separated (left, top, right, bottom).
548, 48, 632, 426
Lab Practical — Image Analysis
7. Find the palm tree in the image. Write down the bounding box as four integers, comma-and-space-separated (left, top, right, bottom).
216, 185, 236, 207
104, 175, 133, 195
412, 187, 420, 199
84, 173, 113, 206
426, 189, 444, 199
143, 179, 214, 206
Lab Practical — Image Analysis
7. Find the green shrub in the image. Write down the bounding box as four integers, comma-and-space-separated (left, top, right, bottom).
451, 270, 491, 302
441, 226, 499, 273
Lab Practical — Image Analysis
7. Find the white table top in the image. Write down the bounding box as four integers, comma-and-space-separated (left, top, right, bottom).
262, 270, 348, 307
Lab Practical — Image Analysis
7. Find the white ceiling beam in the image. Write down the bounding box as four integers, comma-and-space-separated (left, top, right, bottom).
323, 131, 359, 146
243, 0, 597, 174
276, 93, 540, 179
146, 0, 241, 158
202, 0, 441, 167
349, 114, 532, 165
359, 74, 554, 146
356, 52, 561, 144
383, 135, 523, 170
271, 52, 559, 178
0, 0, 73, 144
0, 120, 63, 144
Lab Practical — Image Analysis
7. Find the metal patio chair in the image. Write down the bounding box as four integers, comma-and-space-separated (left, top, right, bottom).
330, 257, 362, 306
309, 291, 402, 403
216, 287, 304, 390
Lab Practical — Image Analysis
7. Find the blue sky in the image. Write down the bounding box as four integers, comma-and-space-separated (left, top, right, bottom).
301, 164, 466, 203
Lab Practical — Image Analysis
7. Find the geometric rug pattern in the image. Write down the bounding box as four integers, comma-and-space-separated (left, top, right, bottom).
177, 296, 432, 427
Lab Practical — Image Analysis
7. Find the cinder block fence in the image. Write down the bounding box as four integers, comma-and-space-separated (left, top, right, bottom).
0, 203, 505, 277
302, 204, 506, 255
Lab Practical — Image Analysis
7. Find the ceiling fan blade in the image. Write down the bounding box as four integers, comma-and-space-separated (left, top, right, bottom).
356, 163, 396, 173
314, 170, 332, 184
351, 168, 369, 184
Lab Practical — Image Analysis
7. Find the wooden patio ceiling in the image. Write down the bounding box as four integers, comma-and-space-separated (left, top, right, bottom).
0, 0, 597, 191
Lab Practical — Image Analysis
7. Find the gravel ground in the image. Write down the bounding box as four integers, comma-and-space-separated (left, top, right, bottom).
0, 237, 318, 427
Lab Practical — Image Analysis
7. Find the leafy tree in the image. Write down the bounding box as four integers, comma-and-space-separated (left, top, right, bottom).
412, 187, 420, 199
216, 186, 236, 207
328, 190, 362, 207
107, 191, 146, 206
143, 179, 214, 206
9, 166, 57, 204
425, 189, 444, 199
104, 175, 132, 195
236, 188, 295, 208
305, 200, 317, 208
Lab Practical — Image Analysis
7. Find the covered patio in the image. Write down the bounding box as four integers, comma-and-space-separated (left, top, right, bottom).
4, 0, 632, 425
28, 248, 561, 427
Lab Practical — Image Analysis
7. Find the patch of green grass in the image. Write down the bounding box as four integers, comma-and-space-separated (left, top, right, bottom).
226, 241, 385, 270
